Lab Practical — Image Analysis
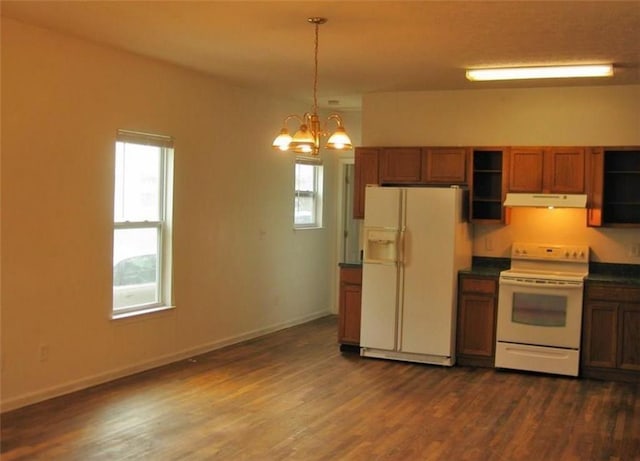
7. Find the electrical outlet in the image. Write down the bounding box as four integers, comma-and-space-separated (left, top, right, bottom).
39, 344, 49, 362
485, 237, 494, 251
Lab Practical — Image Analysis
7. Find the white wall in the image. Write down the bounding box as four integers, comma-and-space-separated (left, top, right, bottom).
0, 18, 345, 410
362, 86, 640, 263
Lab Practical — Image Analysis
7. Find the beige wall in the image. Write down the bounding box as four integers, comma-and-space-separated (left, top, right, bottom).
362, 86, 640, 263
0, 18, 347, 410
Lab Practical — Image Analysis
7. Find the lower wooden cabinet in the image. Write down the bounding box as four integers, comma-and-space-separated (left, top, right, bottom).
456, 274, 498, 367
338, 266, 363, 348
582, 282, 640, 382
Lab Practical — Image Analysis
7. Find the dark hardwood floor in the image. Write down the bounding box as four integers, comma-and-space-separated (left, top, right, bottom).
2, 315, 639, 460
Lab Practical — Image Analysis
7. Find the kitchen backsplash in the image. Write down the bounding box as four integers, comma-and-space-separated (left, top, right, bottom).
474, 207, 640, 264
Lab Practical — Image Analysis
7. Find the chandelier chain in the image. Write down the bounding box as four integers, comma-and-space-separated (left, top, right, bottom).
313, 21, 319, 114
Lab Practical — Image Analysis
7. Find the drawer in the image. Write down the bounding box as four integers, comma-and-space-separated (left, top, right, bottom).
460, 276, 497, 295
586, 284, 640, 303
340, 267, 363, 285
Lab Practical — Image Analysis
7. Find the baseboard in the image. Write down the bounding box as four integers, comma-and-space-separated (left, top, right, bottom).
1, 309, 331, 413
360, 347, 454, 366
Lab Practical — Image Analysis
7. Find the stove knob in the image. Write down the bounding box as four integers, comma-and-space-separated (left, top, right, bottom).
565, 251, 570, 258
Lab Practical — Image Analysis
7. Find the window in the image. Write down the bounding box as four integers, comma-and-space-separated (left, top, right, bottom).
512, 293, 567, 327
294, 159, 323, 228
113, 129, 173, 317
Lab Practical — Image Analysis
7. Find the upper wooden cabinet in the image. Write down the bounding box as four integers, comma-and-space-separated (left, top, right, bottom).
379, 147, 468, 185
379, 147, 422, 184
422, 148, 468, 184
588, 147, 640, 227
354, 146, 468, 219
354, 144, 640, 223
508, 147, 544, 192
353, 147, 380, 219
545, 147, 586, 193
508, 147, 585, 193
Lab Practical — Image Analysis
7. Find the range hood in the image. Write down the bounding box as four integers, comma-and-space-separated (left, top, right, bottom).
504, 193, 587, 208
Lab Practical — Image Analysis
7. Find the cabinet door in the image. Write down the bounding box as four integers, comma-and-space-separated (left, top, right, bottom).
379, 147, 422, 184
508, 148, 544, 192
619, 303, 640, 371
587, 148, 604, 227
353, 148, 379, 219
339, 281, 362, 345
423, 148, 468, 184
457, 293, 496, 357
456, 276, 497, 366
582, 301, 618, 369
545, 147, 585, 193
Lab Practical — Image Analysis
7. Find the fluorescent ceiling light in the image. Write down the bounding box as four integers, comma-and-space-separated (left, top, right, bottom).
466, 64, 613, 81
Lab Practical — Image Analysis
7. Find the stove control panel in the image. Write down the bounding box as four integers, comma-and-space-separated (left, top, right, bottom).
511, 243, 590, 262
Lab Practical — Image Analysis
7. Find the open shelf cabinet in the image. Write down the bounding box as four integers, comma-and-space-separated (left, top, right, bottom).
470, 148, 507, 222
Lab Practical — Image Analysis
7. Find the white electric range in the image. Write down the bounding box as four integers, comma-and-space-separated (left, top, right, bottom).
495, 242, 589, 377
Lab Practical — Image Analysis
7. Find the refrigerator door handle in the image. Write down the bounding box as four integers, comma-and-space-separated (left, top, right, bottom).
397, 228, 406, 266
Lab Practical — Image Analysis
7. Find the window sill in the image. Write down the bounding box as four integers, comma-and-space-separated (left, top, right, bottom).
294, 226, 324, 231
111, 305, 176, 321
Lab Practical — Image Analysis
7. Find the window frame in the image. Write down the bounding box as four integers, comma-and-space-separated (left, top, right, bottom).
294, 158, 324, 229
112, 129, 174, 319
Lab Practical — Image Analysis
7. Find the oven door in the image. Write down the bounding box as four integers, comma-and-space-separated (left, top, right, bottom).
496, 275, 584, 349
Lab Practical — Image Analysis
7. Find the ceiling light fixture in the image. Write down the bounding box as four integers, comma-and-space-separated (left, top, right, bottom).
272, 17, 352, 156
466, 64, 614, 81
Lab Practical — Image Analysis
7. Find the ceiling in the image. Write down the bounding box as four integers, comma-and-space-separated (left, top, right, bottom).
2, 1, 639, 110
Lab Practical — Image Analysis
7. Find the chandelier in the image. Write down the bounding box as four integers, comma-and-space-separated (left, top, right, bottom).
272, 17, 352, 156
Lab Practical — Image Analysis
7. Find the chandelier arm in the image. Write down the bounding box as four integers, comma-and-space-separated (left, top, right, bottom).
281, 114, 304, 129
326, 113, 345, 129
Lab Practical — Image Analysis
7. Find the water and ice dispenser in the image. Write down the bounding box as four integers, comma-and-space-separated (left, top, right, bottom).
364, 228, 399, 264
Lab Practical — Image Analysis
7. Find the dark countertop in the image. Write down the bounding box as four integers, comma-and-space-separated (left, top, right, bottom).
341, 256, 510, 274
459, 257, 511, 278
339, 262, 362, 269
342, 258, 640, 286
586, 262, 640, 287
461, 258, 640, 286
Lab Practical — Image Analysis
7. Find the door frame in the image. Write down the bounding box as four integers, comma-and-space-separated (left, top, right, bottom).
334, 157, 356, 314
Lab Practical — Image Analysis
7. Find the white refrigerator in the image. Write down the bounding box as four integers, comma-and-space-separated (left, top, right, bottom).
360, 186, 472, 366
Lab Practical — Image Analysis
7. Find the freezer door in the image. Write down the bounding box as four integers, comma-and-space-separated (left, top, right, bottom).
360, 262, 399, 351
364, 187, 402, 228
360, 186, 403, 352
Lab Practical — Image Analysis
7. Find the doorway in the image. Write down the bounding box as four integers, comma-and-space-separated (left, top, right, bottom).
340, 163, 361, 263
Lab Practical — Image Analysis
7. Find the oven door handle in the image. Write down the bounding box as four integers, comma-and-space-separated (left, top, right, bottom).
499, 278, 583, 288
